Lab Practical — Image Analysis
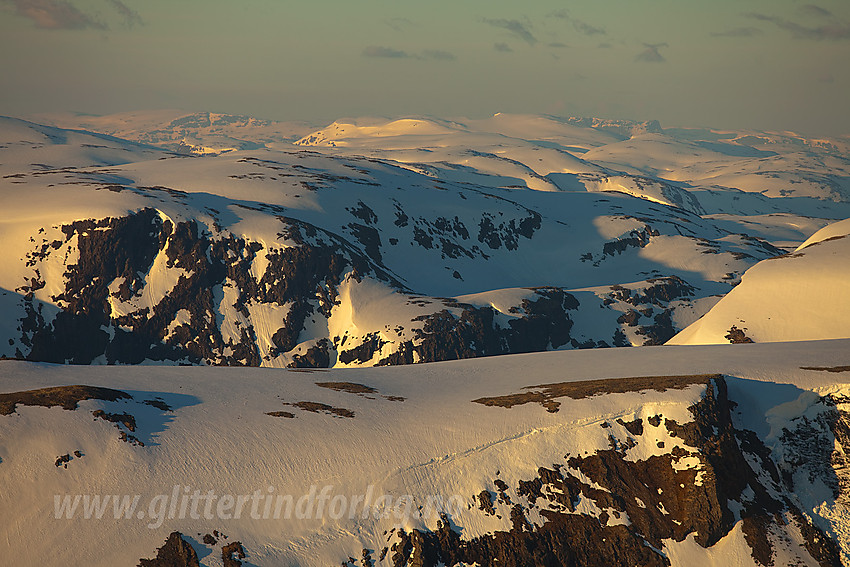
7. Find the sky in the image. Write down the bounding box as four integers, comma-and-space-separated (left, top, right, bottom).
1, 0, 849, 136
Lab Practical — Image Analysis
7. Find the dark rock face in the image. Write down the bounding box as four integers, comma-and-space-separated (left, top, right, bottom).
604, 277, 695, 346
408, 288, 581, 364
374, 377, 842, 567
339, 333, 387, 365
5, 191, 771, 367
289, 339, 331, 368
221, 541, 246, 567
138, 532, 200, 567
14, 208, 394, 366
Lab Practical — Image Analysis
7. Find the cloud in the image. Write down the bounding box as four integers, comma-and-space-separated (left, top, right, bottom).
746, 11, 850, 40
818, 72, 835, 83
548, 42, 569, 49
362, 46, 456, 61
494, 42, 513, 52
107, 0, 141, 28
800, 4, 834, 19
482, 18, 537, 45
710, 27, 762, 38
422, 49, 456, 61
572, 20, 605, 36
597, 42, 612, 48
548, 9, 606, 36
362, 45, 410, 58
385, 17, 415, 32
635, 43, 668, 63
2, 0, 105, 30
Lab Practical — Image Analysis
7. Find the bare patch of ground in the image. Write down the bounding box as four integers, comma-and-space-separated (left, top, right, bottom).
266, 411, 296, 418
316, 381, 378, 395
0, 385, 131, 415
315, 381, 405, 402
285, 401, 354, 418
472, 374, 718, 413
801, 365, 850, 373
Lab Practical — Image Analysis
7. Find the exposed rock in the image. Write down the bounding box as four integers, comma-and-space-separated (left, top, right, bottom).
472, 374, 718, 412
221, 541, 246, 567
143, 398, 172, 411
338, 333, 386, 365
0, 385, 131, 415
476, 490, 496, 516
801, 366, 850, 373
370, 376, 841, 567
266, 411, 296, 418
92, 409, 137, 431
725, 326, 754, 344
315, 382, 378, 395
289, 339, 331, 368
138, 532, 200, 567
285, 401, 354, 418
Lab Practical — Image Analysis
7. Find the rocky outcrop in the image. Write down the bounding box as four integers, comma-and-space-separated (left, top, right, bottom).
373, 376, 842, 567
138, 532, 200, 567
6, 207, 711, 367
0, 385, 131, 415
14, 208, 397, 366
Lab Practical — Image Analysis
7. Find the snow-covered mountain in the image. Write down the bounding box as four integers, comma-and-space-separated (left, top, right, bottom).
30, 110, 315, 156
2, 113, 848, 366
3, 114, 833, 367
670, 218, 850, 345
2, 110, 850, 567
2, 340, 850, 566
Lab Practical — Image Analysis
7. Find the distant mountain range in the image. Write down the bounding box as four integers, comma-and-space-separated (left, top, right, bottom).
1, 111, 848, 368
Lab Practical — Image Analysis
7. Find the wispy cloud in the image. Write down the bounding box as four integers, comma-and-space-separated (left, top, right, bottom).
385, 17, 415, 32
362, 45, 410, 58
548, 42, 569, 49
107, 0, 141, 28
2, 0, 143, 30
710, 27, 762, 38
746, 11, 850, 40
422, 49, 456, 61
482, 18, 537, 45
548, 9, 606, 36
2, 0, 105, 30
635, 43, 668, 63
573, 20, 605, 36
800, 4, 834, 19
494, 42, 513, 53
362, 46, 456, 61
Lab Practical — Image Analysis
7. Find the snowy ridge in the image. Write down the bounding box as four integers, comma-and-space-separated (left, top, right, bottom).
670, 218, 850, 346
2, 340, 850, 565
